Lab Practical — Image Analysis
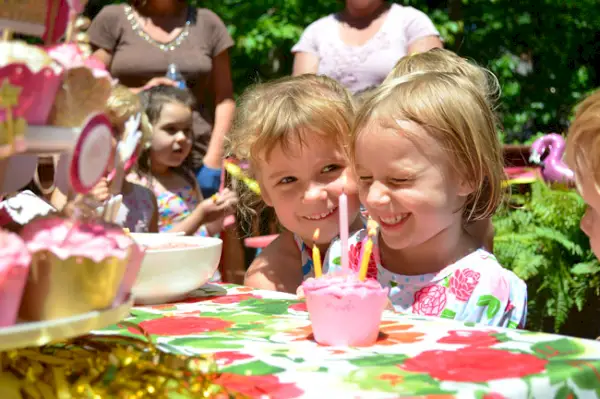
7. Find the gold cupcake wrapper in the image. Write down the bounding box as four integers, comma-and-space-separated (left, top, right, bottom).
48, 67, 112, 127
19, 249, 129, 321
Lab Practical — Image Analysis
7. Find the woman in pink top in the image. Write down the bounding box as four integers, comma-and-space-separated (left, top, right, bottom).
292, 0, 443, 93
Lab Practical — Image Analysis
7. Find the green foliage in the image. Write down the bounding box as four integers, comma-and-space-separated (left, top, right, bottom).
493, 181, 600, 332
197, 0, 600, 143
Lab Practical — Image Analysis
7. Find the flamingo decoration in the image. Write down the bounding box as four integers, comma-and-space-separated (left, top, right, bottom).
529, 133, 574, 184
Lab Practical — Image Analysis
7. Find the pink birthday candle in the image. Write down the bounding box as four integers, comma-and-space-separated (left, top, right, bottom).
339, 175, 349, 273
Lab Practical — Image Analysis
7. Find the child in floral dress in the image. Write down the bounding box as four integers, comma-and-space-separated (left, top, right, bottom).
325, 72, 528, 328
227, 75, 364, 294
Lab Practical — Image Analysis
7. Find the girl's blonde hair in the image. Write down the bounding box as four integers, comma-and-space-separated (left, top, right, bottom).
566, 89, 600, 186
385, 48, 500, 108
227, 74, 355, 219
227, 74, 355, 165
353, 71, 504, 222
105, 84, 152, 149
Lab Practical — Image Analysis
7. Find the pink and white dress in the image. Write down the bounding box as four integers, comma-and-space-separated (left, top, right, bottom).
323, 228, 528, 329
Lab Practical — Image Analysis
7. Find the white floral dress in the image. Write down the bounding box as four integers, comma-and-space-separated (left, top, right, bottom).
324, 228, 528, 329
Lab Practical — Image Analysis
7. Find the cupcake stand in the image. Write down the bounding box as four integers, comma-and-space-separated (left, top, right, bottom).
0, 2, 231, 397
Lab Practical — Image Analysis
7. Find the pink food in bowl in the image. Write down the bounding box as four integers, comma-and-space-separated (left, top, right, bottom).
0, 229, 31, 327
143, 242, 201, 250
302, 274, 389, 347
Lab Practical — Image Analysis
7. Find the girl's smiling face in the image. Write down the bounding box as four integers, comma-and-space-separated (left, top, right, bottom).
256, 134, 361, 245
354, 120, 473, 251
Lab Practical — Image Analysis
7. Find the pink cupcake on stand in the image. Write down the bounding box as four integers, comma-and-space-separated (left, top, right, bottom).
0, 229, 31, 327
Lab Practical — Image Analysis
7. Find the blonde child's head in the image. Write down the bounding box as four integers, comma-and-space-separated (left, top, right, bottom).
385, 48, 500, 108
227, 74, 360, 244
352, 71, 504, 250
565, 89, 600, 258
104, 84, 152, 177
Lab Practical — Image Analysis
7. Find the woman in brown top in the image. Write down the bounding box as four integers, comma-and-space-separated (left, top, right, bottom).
87, 0, 235, 198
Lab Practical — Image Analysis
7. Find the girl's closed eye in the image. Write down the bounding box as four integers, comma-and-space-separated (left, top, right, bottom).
321, 164, 342, 173
278, 176, 297, 185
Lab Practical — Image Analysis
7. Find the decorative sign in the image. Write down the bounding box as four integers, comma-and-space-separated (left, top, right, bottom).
69, 113, 112, 195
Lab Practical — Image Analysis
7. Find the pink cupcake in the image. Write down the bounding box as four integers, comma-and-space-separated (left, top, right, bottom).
19, 217, 131, 321
0, 229, 31, 327
302, 274, 389, 347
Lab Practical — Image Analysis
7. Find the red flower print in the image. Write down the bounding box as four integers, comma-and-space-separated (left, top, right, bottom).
438, 330, 499, 347
449, 268, 481, 301
505, 299, 515, 313
131, 316, 233, 336
400, 347, 547, 382
214, 351, 253, 366
348, 241, 377, 280
288, 302, 307, 312
412, 285, 447, 316
211, 294, 261, 304
483, 394, 507, 399
214, 373, 303, 399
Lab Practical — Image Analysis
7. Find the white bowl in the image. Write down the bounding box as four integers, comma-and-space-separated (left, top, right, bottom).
130, 235, 222, 305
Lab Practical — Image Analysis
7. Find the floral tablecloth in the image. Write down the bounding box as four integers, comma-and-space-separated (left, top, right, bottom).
97, 284, 600, 398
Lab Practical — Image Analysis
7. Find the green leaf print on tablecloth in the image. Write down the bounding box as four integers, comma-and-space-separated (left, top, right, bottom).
346, 366, 450, 396
221, 360, 285, 376
554, 386, 579, 399
532, 338, 585, 360
168, 337, 245, 349
476, 295, 501, 319
238, 298, 300, 315
349, 354, 408, 367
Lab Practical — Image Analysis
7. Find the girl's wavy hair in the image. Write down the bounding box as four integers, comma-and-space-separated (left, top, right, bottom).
385, 48, 501, 112
226, 74, 355, 223
353, 71, 505, 223
136, 85, 197, 188
566, 89, 600, 188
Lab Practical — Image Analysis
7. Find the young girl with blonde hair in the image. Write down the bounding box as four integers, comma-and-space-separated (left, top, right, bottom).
566, 89, 600, 260
326, 71, 527, 328
385, 48, 500, 252
51, 84, 160, 232
228, 74, 363, 293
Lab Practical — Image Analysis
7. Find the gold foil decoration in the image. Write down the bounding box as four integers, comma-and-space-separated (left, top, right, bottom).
19, 250, 128, 321
48, 68, 111, 127
0, 79, 27, 159
0, 323, 247, 398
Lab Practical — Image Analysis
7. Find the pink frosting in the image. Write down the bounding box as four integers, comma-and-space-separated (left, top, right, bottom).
0, 229, 31, 272
46, 44, 111, 79
21, 217, 130, 262
302, 275, 388, 299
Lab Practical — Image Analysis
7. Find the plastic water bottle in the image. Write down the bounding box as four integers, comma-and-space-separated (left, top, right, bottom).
166, 63, 187, 89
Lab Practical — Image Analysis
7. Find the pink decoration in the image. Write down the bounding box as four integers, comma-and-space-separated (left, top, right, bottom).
412, 285, 447, 316
302, 275, 389, 346
529, 134, 574, 184
244, 234, 278, 249
449, 269, 481, 301
43, 0, 70, 44
46, 44, 110, 79
0, 64, 62, 125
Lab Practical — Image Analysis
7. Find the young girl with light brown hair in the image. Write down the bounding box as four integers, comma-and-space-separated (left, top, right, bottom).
325, 71, 527, 328
227, 74, 363, 293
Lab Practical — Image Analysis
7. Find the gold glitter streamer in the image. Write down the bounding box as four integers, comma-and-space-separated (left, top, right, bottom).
0, 323, 246, 398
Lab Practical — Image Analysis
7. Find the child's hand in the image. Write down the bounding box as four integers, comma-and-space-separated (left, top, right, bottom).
88, 177, 110, 204
201, 188, 238, 224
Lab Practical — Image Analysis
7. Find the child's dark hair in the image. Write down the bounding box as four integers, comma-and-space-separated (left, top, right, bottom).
137, 85, 197, 187
139, 85, 196, 125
